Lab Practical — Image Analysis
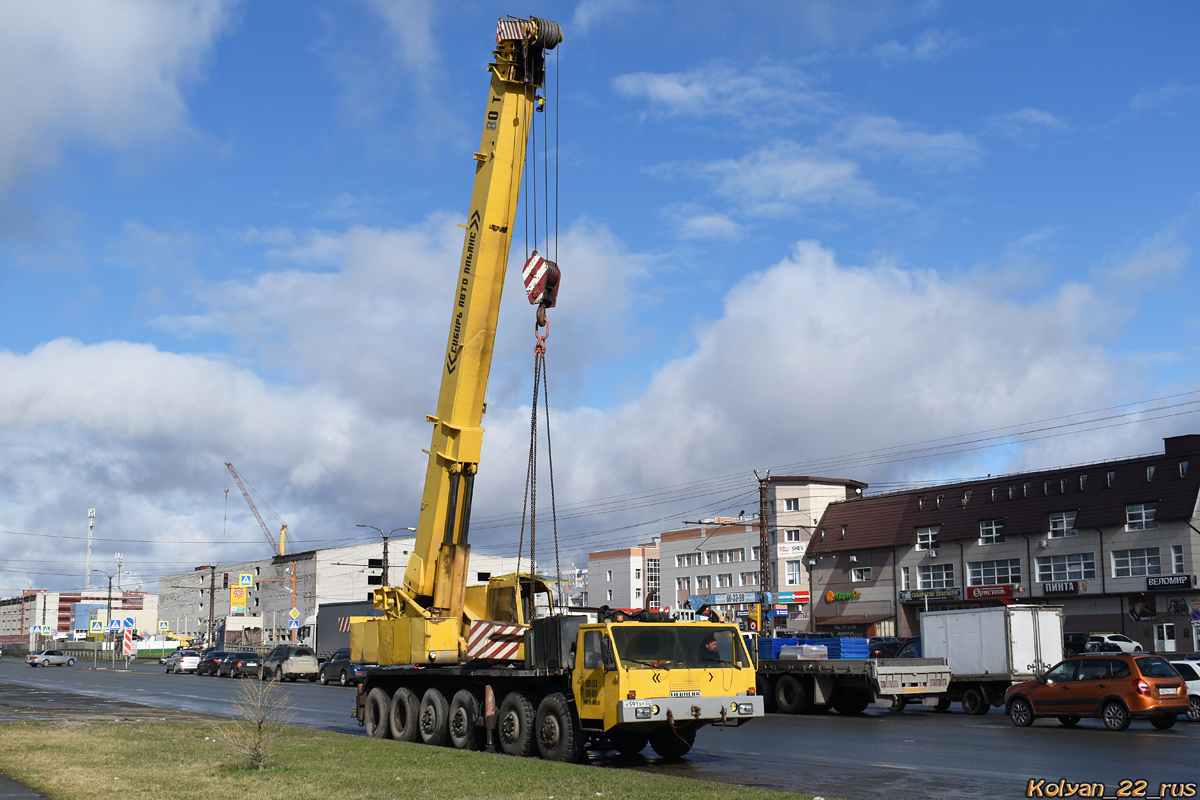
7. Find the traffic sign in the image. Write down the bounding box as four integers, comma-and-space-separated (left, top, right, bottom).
239, 573, 253, 588
289, 607, 299, 620
90, 620, 103, 633
288, 620, 300, 630
30, 625, 43, 635
123, 617, 135, 629
122, 630, 135, 657
159, 620, 170, 632
107, 620, 121, 630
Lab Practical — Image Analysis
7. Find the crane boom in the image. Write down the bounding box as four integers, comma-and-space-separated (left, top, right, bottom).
225, 461, 283, 557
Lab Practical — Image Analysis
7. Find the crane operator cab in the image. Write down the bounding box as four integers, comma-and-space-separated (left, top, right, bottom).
480, 574, 555, 626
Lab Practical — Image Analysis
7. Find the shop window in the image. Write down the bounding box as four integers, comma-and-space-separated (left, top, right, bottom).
1126, 503, 1158, 531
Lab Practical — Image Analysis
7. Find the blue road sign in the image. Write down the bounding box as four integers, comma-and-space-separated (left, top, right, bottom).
123, 617, 135, 629
107, 620, 121, 630
288, 620, 300, 630
90, 620, 103, 633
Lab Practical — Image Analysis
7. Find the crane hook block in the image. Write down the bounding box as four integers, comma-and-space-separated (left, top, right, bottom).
521, 250, 559, 309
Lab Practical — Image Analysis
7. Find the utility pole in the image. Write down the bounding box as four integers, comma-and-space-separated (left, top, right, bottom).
115, 553, 124, 592
208, 566, 216, 647
85, 509, 95, 589
357, 524, 416, 587
754, 470, 772, 636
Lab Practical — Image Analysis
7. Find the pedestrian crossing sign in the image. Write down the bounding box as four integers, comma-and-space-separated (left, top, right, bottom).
159, 620, 169, 632
90, 620, 103, 633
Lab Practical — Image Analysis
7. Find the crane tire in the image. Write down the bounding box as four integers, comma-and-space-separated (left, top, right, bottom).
365, 688, 392, 739
535, 692, 585, 763
389, 687, 420, 742
497, 691, 537, 757
419, 688, 451, 746
449, 689, 484, 751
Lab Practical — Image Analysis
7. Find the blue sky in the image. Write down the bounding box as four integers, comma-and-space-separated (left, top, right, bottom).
1, 1, 1197, 594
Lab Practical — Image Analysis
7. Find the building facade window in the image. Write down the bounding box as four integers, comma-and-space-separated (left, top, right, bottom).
1181, 461, 1189, 479
1048, 511, 1078, 538
634, 568, 642, 580
851, 567, 872, 582
1147, 466, 1156, 481
1043, 480, 1051, 495
785, 561, 803, 585
739, 572, 757, 587
606, 570, 613, 582
1036, 552, 1096, 582
1125, 503, 1158, 531
634, 587, 642, 599
717, 573, 733, 588
978, 519, 1005, 544
1111, 547, 1160, 577
1079, 475, 1088, 490
916, 526, 940, 551
969, 558, 1021, 586
696, 576, 711, 590
1173, 544, 1184, 574
784, 498, 800, 512
901, 566, 910, 590
751, 546, 760, 562
607, 590, 613, 602
918, 563, 954, 589
675, 577, 692, 592
1023, 482, 1031, 498
1107, 471, 1116, 487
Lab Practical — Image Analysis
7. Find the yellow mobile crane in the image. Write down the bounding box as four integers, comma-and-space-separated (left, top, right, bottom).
351, 15, 762, 762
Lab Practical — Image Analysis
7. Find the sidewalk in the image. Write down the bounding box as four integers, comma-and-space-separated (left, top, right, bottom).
0, 771, 45, 798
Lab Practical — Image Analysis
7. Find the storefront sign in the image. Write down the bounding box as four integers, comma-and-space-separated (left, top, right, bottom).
824, 589, 861, 603
1128, 594, 1156, 622
776, 590, 810, 604
776, 542, 807, 559
787, 611, 809, 625
899, 588, 963, 602
1147, 575, 1192, 590
966, 585, 1014, 600
1042, 581, 1079, 596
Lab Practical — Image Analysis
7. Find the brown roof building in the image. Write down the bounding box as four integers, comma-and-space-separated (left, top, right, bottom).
806, 435, 1200, 653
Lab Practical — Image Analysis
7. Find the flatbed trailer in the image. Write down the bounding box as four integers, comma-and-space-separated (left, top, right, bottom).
756, 656, 950, 714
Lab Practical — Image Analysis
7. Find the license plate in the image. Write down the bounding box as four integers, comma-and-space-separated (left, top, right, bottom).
1159, 687, 1178, 696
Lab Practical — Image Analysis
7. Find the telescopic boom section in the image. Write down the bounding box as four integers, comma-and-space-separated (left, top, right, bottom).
402, 16, 562, 618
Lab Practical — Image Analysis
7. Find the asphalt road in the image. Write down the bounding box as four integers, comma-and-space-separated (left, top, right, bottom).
3, 658, 1198, 800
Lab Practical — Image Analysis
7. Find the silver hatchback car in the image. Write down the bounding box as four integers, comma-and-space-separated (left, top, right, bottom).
260, 645, 319, 682
26, 650, 75, 667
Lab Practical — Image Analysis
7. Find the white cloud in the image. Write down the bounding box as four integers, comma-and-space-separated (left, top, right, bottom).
1129, 83, 1200, 114
834, 114, 980, 170
984, 108, 1068, 142
664, 206, 743, 241
359, 0, 440, 93
684, 142, 880, 215
571, 0, 635, 35
614, 63, 824, 124
870, 28, 969, 67
0, 0, 232, 194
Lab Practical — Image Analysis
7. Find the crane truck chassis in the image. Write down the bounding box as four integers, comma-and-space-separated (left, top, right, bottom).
354, 613, 764, 761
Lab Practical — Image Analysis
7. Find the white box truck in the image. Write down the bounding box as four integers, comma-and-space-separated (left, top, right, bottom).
918, 604, 1063, 715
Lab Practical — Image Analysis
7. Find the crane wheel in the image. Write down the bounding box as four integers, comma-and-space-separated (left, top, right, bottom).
498, 691, 537, 757
449, 690, 484, 751
604, 728, 648, 756
419, 688, 451, 746
535, 693, 585, 763
648, 725, 696, 760
365, 688, 392, 739
389, 687, 420, 742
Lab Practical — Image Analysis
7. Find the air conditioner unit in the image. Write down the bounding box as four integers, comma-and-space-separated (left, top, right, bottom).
1037, 539, 1048, 549
849, 555, 858, 563
925, 549, 937, 558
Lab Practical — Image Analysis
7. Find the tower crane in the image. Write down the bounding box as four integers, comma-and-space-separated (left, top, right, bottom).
225, 461, 287, 557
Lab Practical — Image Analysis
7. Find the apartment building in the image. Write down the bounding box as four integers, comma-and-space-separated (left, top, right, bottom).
587, 542, 660, 609
808, 435, 1200, 653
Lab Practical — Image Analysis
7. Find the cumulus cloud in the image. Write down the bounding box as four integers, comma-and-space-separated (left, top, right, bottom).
983, 108, 1068, 142
833, 114, 981, 171
678, 142, 880, 216
571, 0, 635, 35
1129, 83, 1200, 115
614, 62, 825, 124
870, 28, 969, 67
663, 205, 744, 241
0, 0, 232, 196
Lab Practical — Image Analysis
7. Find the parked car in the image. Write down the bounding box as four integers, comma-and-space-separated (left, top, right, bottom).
868, 637, 901, 658
1086, 633, 1143, 653
319, 648, 371, 686
893, 636, 922, 658
1169, 660, 1200, 722
260, 645, 319, 682
164, 649, 201, 674
1063, 632, 1090, 658
196, 650, 230, 676
1005, 653, 1187, 730
216, 651, 261, 678
26, 650, 75, 667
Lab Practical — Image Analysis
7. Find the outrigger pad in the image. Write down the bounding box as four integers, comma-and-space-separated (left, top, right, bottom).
522, 252, 560, 308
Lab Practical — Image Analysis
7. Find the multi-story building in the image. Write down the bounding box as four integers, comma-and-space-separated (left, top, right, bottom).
809, 435, 1200, 653
587, 542, 659, 609
0, 589, 157, 646
656, 476, 865, 629
157, 540, 522, 643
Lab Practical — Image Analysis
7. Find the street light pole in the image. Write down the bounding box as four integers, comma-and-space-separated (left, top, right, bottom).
356, 524, 417, 587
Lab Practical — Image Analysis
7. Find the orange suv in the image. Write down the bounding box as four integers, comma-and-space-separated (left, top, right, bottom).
1005, 653, 1187, 730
